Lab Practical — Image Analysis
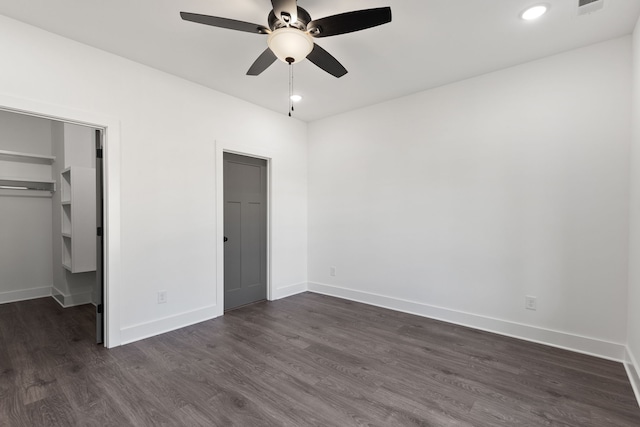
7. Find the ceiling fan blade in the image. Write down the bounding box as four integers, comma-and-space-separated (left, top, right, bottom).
306, 44, 347, 78
308, 7, 392, 38
271, 0, 298, 25
180, 12, 269, 34
247, 48, 277, 76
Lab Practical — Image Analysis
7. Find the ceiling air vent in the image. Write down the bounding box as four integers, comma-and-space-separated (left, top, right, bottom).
578, 0, 604, 16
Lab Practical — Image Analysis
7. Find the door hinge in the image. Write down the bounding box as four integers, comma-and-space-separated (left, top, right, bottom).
97, 227, 103, 237
97, 304, 103, 314
96, 148, 103, 159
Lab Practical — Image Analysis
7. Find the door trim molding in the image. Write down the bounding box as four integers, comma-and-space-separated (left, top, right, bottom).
215, 140, 272, 316
0, 93, 122, 348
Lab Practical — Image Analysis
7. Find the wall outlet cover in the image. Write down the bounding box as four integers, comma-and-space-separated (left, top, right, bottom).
525, 296, 537, 311
158, 290, 167, 304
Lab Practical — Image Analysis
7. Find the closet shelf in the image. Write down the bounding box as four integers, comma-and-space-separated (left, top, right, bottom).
0, 149, 56, 162
0, 189, 52, 198
0, 176, 56, 192
0, 176, 55, 183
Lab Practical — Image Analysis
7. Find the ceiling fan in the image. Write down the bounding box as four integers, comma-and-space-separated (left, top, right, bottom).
180, 0, 392, 78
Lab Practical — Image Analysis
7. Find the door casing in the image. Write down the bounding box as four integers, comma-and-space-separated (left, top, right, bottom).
215, 142, 272, 316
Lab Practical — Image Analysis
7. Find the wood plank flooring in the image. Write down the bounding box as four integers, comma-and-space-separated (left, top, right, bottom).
1, 292, 639, 426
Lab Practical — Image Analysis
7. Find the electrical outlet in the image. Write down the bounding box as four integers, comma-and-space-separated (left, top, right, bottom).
158, 290, 167, 304
525, 296, 537, 311
330, 266, 336, 277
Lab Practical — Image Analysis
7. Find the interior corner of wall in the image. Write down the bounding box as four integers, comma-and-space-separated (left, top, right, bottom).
272, 282, 308, 300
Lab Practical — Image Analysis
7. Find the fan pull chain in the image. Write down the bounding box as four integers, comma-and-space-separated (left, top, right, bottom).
285, 57, 296, 117
288, 62, 293, 117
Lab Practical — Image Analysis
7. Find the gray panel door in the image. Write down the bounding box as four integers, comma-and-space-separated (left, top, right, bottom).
224, 153, 267, 310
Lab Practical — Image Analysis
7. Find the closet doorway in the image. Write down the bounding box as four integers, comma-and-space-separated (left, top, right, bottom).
0, 109, 105, 344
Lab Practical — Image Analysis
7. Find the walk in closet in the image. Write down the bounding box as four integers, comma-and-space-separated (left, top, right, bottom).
0, 109, 99, 314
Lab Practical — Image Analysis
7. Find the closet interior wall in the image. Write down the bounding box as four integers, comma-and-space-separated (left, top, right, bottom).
0, 109, 96, 306
0, 111, 54, 303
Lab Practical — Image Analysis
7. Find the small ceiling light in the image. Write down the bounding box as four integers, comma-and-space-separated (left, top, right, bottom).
290, 95, 302, 102
521, 4, 549, 20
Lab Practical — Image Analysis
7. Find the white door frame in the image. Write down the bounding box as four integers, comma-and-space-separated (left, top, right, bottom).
0, 94, 122, 348
215, 140, 272, 315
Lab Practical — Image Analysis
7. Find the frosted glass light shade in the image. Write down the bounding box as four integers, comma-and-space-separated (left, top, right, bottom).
267, 28, 314, 64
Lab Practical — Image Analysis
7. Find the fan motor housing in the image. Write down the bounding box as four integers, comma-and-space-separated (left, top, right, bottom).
269, 7, 312, 31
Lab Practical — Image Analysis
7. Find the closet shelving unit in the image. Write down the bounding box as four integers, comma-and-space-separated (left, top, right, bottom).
0, 149, 56, 194
61, 166, 96, 273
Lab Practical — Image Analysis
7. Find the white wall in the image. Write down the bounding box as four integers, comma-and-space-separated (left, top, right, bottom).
0, 15, 307, 345
627, 16, 640, 396
308, 37, 632, 360
0, 111, 53, 303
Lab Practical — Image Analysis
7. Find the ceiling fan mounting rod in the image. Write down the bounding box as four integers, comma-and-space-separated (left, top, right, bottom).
269, 7, 311, 31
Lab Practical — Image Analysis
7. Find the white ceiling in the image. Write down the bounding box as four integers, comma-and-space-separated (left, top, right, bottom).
0, 0, 638, 122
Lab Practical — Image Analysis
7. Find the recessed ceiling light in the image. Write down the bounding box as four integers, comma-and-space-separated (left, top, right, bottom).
521, 4, 549, 20
290, 95, 302, 102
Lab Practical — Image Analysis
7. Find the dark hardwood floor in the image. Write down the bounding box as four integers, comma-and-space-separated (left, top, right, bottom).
1, 292, 639, 426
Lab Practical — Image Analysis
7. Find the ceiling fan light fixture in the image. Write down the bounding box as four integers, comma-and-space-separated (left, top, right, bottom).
521, 4, 549, 20
267, 27, 314, 64
290, 94, 302, 102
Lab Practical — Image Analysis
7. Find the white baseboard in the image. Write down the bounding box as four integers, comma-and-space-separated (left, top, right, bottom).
625, 347, 640, 407
272, 282, 308, 300
120, 305, 220, 345
120, 282, 307, 346
0, 286, 51, 304
51, 286, 93, 308
307, 282, 626, 362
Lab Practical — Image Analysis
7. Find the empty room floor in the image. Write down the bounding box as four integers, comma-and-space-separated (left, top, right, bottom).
1, 293, 639, 426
